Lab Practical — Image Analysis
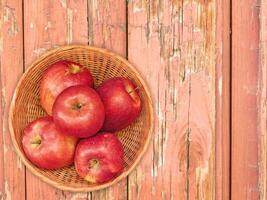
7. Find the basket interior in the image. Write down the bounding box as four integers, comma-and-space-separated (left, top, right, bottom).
10, 47, 152, 189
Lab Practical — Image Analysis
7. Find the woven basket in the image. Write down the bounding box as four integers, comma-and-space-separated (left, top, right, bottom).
9, 45, 153, 192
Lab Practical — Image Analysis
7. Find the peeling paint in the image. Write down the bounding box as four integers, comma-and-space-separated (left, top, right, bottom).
3, 143, 7, 156
69, 193, 88, 200
33, 48, 47, 56
92, 0, 98, 19
196, 163, 209, 198
3, 6, 18, 36
66, 8, 73, 44
129, 168, 146, 199
60, 0, 73, 44
169, 50, 179, 60
133, 6, 145, 13
136, 169, 145, 199
162, 128, 168, 165
151, 167, 155, 177
44, 21, 52, 31
157, 101, 163, 121
16, 156, 22, 170
30, 23, 34, 29
4, 181, 11, 200
1, 85, 6, 104
193, 27, 201, 33
87, 0, 94, 45
173, 87, 177, 110
1, 86, 6, 132
59, 0, 67, 9
129, 0, 215, 198
102, 25, 110, 44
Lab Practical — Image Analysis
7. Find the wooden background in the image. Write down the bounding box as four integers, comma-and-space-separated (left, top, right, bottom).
0, 0, 266, 199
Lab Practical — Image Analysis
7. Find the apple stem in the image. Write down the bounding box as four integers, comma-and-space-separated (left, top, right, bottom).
128, 86, 139, 94
69, 64, 81, 74
30, 135, 42, 149
89, 159, 99, 170
72, 103, 83, 111
76, 103, 82, 109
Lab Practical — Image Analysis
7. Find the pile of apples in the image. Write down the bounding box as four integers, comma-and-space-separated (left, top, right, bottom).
22, 60, 141, 184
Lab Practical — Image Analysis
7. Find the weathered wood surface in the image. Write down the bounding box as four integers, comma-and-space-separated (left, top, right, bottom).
215, 0, 230, 199
0, 0, 234, 199
127, 0, 216, 199
259, 0, 267, 199
232, 0, 261, 199
88, 1, 128, 200
24, 0, 88, 200
0, 1, 25, 200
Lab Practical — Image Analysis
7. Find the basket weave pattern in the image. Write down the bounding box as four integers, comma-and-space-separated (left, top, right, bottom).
9, 45, 153, 192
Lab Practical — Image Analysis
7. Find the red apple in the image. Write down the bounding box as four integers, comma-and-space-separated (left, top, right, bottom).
22, 116, 77, 170
74, 132, 124, 183
52, 85, 105, 138
40, 60, 94, 115
96, 77, 141, 131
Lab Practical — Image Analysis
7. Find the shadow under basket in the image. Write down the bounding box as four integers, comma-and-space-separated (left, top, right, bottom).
8, 45, 154, 192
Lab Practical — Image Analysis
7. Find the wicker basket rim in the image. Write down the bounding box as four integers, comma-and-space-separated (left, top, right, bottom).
8, 45, 154, 192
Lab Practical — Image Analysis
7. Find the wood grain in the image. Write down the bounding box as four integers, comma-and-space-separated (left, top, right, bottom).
232, 0, 260, 199
0, 0, 25, 200
87, 1, 127, 200
259, 0, 267, 199
23, 0, 88, 199
127, 0, 216, 199
0, 0, 250, 199
215, 0, 230, 199
88, 0, 126, 56
0, 1, 4, 197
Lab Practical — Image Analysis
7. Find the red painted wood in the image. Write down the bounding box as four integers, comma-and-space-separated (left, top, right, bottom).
88, 0, 126, 56
259, 1, 267, 199
88, 1, 127, 199
215, 0, 231, 199
0, 0, 258, 199
23, 0, 88, 199
0, 1, 4, 197
0, 0, 25, 200
127, 0, 216, 199
232, 0, 260, 199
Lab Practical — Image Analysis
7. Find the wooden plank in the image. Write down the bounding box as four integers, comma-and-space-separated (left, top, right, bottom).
87, 0, 127, 200
0, 1, 4, 197
24, 0, 88, 66
0, 0, 25, 200
24, 0, 88, 199
88, 0, 126, 56
232, 0, 260, 199
127, 0, 216, 199
215, 0, 230, 199
259, 1, 267, 199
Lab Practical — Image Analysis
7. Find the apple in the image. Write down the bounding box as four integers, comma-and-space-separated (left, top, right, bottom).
52, 85, 105, 138
22, 116, 77, 170
74, 132, 124, 183
96, 77, 141, 131
40, 60, 94, 115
